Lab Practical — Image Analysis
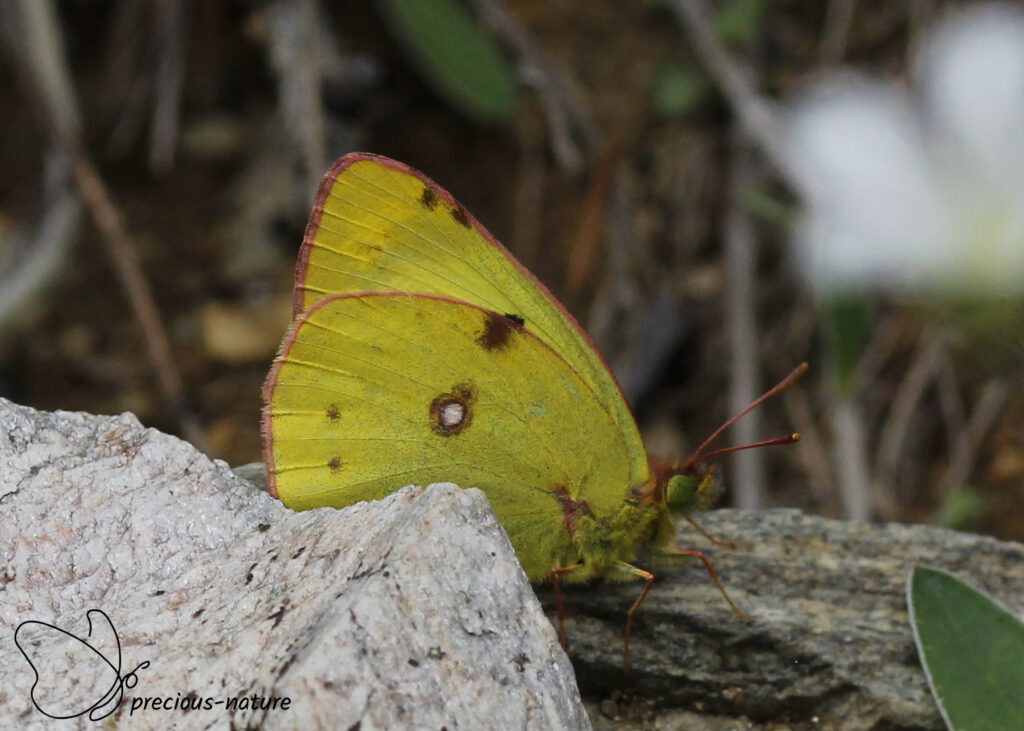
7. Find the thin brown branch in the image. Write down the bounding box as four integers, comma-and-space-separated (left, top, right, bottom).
850, 317, 901, 406
7, 0, 205, 450
934, 352, 966, 456
70, 157, 206, 450
873, 328, 944, 495
937, 380, 1009, 496
566, 141, 620, 294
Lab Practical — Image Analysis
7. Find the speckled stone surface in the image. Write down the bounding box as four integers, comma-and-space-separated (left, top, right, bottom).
0, 399, 587, 730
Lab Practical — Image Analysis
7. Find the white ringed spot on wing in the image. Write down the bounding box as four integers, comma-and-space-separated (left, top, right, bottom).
429, 384, 477, 436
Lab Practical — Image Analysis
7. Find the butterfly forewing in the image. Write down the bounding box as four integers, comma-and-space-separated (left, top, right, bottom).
295, 154, 649, 489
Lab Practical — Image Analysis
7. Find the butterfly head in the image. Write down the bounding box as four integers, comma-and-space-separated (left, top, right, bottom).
664, 465, 721, 515
647, 362, 809, 515
644, 458, 721, 516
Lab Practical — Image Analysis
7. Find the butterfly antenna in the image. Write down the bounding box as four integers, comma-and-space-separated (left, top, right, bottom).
684, 362, 809, 471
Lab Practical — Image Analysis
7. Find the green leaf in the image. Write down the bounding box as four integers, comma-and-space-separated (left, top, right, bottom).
739, 183, 794, 226
378, 0, 519, 124
652, 59, 708, 118
908, 567, 1024, 731
931, 486, 985, 531
714, 0, 767, 45
823, 295, 870, 397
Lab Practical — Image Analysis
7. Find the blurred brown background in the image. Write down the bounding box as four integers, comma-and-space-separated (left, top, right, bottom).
1, 0, 1021, 541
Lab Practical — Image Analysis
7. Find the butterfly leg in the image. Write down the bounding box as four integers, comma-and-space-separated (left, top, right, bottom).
683, 513, 736, 548
549, 564, 583, 651
612, 561, 655, 676
662, 546, 750, 621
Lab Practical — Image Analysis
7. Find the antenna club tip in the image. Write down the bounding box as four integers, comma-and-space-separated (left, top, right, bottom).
787, 362, 810, 382
791, 432, 802, 443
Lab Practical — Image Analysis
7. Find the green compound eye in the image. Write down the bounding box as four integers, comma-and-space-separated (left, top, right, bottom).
666, 470, 721, 514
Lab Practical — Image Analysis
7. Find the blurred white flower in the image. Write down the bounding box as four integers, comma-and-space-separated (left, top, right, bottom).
789, 4, 1024, 296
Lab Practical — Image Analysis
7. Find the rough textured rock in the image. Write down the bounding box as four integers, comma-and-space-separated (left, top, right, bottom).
6, 398, 1024, 730
555, 509, 1024, 730
0, 399, 588, 730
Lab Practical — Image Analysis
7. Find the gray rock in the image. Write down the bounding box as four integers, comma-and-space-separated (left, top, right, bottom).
0, 399, 588, 730
6, 397, 1023, 730
556, 509, 1024, 730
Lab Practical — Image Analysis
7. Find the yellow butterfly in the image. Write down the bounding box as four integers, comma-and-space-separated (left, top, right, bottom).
262, 153, 803, 667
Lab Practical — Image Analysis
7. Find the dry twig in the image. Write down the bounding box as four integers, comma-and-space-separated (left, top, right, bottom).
935, 352, 966, 454
874, 328, 944, 503
6, 0, 205, 450
937, 380, 1009, 496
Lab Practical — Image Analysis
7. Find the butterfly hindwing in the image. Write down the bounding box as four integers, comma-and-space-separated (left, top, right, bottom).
262, 293, 634, 580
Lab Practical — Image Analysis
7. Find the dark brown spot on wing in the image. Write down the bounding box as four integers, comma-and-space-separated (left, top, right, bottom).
477, 311, 524, 351
552, 485, 592, 537
326, 404, 340, 421
328, 456, 343, 472
429, 383, 477, 436
450, 205, 471, 228
420, 187, 440, 211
